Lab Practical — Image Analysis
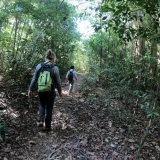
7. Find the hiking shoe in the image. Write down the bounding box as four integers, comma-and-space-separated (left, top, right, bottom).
42, 127, 51, 132
37, 121, 44, 127
45, 127, 51, 131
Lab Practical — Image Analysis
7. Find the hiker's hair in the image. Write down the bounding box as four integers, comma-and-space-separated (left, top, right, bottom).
45, 49, 56, 61
70, 66, 74, 69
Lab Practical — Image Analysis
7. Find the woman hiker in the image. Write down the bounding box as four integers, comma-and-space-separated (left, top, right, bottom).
28, 49, 62, 131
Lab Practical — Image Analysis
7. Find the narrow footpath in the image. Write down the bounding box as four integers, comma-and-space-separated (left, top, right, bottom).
0, 73, 159, 160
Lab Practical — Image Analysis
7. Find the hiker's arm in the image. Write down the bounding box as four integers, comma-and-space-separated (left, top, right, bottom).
28, 64, 41, 98
54, 66, 62, 96
66, 71, 69, 80
28, 64, 41, 92
75, 71, 78, 80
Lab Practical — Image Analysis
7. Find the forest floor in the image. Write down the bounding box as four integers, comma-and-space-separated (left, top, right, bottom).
0, 73, 160, 160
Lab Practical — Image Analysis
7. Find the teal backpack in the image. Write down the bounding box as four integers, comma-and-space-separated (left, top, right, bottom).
37, 62, 55, 92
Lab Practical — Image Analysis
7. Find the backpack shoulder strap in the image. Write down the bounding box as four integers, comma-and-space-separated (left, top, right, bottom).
49, 64, 55, 79
39, 62, 49, 71
40, 62, 45, 66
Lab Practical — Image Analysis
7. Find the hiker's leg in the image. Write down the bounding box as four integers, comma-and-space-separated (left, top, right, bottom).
70, 81, 74, 93
45, 91, 56, 128
68, 81, 74, 94
39, 105, 45, 122
38, 92, 46, 122
68, 82, 71, 94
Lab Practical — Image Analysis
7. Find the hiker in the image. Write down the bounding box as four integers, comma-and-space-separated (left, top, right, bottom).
28, 49, 62, 131
66, 65, 77, 95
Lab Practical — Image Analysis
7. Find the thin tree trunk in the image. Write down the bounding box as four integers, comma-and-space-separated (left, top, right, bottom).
134, 38, 145, 63
13, 16, 19, 54
134, 10, 145, 62
150, 39, 157, 77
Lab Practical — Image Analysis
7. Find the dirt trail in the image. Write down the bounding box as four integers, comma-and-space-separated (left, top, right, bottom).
0, 73, 87, 160
61, 72, 83, 95
1, 73, 159, 160
27, 73, 85, 160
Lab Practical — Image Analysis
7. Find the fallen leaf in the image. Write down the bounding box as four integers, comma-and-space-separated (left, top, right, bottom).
80, 139, 88, 146
151, 142, 156, 145
124, 155, 133, 160
105, 138, 109, 143
65, 157, 70, 160
130, 145, 136, 150
150, 156, 156, 160
108, 121, 112, 127
143, 142, 149, 147
10, 152, 15, 156
104, 152, 109, 158
87, 152, 95, 156
110, 144, 116, 147
38, 132, 46, 136
17, 156, 26, 159
29, 140, 36, 145
112, 151, 119, 156
128, 139, 135, 143
119, 128, 125, 132
155, 146, 160, 152
4, 149, 10, 153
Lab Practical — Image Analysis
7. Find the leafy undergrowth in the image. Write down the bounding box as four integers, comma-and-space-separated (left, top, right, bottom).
0, 74, 160, 160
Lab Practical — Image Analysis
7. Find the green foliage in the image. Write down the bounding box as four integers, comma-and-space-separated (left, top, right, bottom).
81, 46, 160, 117
80, 0, 160, 123
0, 0, 80, 88
101, 0, 159, 42
0, 124, 7, 141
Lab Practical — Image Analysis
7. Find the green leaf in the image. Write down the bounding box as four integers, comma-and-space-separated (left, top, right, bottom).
147, 113, 152, 118
114, 9, 122, 16
102, 16, 108, 20
153, 112, 160, 116
105, 138, 109, 143
0, 136, 3, 141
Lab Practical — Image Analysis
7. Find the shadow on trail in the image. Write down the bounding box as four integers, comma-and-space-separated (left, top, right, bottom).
1, 73, 101, 159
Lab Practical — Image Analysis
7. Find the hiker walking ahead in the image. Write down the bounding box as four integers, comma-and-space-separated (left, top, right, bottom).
66, 65, 77, 95
28, 49, 62, 131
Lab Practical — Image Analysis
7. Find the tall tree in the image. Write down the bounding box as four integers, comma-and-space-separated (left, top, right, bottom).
0, 0, 80, 83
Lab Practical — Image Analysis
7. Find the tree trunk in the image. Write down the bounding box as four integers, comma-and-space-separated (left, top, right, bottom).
13, 16, 18, 54
134, 9, 145, 62
150, 39, 157, 77
134, 38, 145, 63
